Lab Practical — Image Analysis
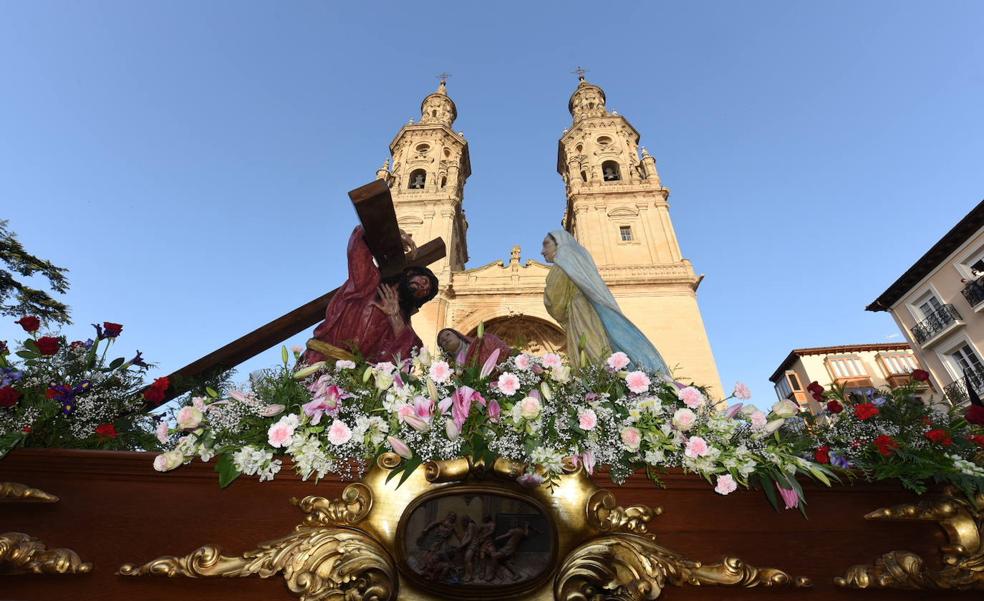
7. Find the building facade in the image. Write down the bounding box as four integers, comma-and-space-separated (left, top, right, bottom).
868, 201, 984, 401
375, 77, 722, 397
769, 343, 924, 406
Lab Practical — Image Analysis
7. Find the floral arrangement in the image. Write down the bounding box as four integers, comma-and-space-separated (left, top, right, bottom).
0, 316, 160, 456
154, 343, 853, 510
797, 374, 984, 499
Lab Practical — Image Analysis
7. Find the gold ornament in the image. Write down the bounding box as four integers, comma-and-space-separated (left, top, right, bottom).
585, 489, 662, 535
0, 532, 93, 574
0, 481, 59, 503
835, 491, 984, 590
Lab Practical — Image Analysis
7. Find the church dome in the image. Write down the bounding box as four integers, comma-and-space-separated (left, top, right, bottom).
568, 78, 607, 121
420, 80, 457, 126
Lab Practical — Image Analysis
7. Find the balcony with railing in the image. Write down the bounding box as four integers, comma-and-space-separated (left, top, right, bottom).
943, 367, 984, 404
962, 277, 984, 310
910, 304, 962, 347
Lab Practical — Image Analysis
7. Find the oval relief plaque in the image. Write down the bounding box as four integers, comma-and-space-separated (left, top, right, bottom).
396, 486, 556, 598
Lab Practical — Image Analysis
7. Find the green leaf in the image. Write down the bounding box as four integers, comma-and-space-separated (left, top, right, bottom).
398, 456, 422, 488
206, 387, 219, 398
109, 357, 125, 369
15, 351, 36, 359
214, 454, 241, 488
281, 345, 289, 365
23, 339, 40, 353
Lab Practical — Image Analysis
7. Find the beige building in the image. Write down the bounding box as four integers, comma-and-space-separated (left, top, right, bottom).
868, 200, 984, 401
769, 344, 924, 405
375, 76, 722, 396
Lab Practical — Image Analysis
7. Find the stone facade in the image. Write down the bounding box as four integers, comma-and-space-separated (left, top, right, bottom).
375, 77, 722, 397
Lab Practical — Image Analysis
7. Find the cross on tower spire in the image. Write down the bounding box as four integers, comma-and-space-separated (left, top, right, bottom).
572, 66, 588, 81
436, 72, 451, 85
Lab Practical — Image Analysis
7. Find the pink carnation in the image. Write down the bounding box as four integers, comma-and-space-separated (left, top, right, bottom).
677, 386, 704, 409
326, 419, 352, 446
429, 361, 452, 383
620, 426, 642, 451
714, 474, 738, 495
750, 410, 768, 430
578, 409, 598, 430
606, 352, 630, 370
733, 382, 752, 400
625, 371, 651, 394
542, 353, 562, 369
672, 408, 696, 431
267, 417, 297, 448
497, 372, 520, 396
684, 436, 710, 458
514, 354, 531, 370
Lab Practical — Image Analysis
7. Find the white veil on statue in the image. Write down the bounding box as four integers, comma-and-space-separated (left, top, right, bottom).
550, 229, 669, 375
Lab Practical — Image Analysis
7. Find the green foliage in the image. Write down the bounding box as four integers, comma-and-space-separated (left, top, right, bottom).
0, 219, 70, 324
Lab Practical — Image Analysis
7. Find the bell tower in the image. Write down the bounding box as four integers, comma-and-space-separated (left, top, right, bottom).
377, 77, 471, 281
556, 73, 723, 395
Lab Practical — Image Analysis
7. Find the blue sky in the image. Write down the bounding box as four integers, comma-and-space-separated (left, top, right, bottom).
1, 1, 982, 406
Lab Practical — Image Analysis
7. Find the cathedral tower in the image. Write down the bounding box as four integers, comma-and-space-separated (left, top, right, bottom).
557, 74, 722, 394
376, 79, 472, 346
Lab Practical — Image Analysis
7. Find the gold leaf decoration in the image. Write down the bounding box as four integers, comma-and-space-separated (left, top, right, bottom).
555, 533, 809, 600
118, 527, 396, 601
586, 489, 662, 535
0, 481, 59, 503
0, 532, 92, 574
292, 483, 373, 526
835, 491, 984, 590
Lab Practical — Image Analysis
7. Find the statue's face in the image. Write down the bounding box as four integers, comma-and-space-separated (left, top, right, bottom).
438, 330, 461, 353
541, 235, 557, 263
407, 274, 432, 299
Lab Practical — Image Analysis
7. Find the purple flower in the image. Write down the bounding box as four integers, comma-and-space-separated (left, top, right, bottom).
830, 453, 851, 469
0, 368, 24, 387
872, 396, 887, 407
129, 350, 148, 367
91, 323, 104, 340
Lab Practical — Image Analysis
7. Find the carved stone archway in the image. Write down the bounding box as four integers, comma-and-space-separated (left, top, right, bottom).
466, 315, 566, 356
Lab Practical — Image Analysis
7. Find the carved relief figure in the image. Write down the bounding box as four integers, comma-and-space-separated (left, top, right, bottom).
437, 328, 513, 369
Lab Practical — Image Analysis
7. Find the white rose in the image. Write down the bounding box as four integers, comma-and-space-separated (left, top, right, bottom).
176, 406, 203, 430
771, 399, 799, 418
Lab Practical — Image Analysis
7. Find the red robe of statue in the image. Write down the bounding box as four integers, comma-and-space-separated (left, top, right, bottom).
304, 226, 421, 364
460, 333, 513, 369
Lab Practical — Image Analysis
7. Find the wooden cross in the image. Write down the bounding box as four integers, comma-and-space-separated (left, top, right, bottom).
148, 179, 445, 406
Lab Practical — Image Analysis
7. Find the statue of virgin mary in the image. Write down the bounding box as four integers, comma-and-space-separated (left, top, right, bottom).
541, 230, 669, 374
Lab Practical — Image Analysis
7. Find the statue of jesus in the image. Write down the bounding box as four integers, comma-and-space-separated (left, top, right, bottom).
303, 225, 438, 364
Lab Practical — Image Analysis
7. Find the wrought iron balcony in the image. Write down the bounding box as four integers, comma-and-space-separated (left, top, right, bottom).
962, 278, 984, 308
943, 368, 984, 404
911, 304, 962, 345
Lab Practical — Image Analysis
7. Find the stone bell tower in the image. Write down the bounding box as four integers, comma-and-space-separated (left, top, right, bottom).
557, 73, 723, 395
375, 77, 472, 346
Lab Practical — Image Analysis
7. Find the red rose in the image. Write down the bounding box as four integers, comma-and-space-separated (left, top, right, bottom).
911, 369, 930, 382
22, 425, 31, 433
873, 435, 898, 457
16, 316, 40, 333
36, 336, 60, 355
807, 381, 824, 395
968, 434, 984, 447
826, 400, 844, 414
924, 428, 953, 446
95, 423, 118, 439
966, 405, 984, 426
102, 322, 123, 338
0, 386, 20, 408
814, 445, 831, 464
854, 402, 880, 421
143, 377, 170, 404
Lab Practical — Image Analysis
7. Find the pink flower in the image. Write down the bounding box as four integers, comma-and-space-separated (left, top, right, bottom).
397, 404, 416, 421
260, 404, 285, 417
303, 384, 350, 425
267, 416, 298, 448
487, 399, 501, 422
497, 372, 520, 396
445, 418, 460, 440
606, 351, 630, 370
438, 397, 453, 414
625, 371, 651, 394
176, 406, 203, 430
514, 354, 531, 370
517, 472, 545, 488
620, 426, 642, 451
677, 386, 705, 409
153, 451, 184, 472
777, 484, 799, 510
191, 396, 206, 411
326, 419, 352, 446
452, 386, 483, 430
518, 396, 541, 419
429, 361, 452, 383
714, 474, 738, 495
155, 420, 170, 444
413, 396, 434, 419
724, 403, 743, 419
480, 349, 501, 379
733, 382, 752, 400
580, 450, 597, 475
672, 408, 696, 431
684, 436, 710, 458
750, 410, 768, 430
578, 409, 598, 430
387, 435, 412, 459
403, 414, 430, 431
542, 353, 562, 369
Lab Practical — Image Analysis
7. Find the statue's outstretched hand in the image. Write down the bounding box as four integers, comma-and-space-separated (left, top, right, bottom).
399, 229, 418, 259
371, 284, 401, 317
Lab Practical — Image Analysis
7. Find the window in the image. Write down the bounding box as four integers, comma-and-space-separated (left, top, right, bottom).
432, 110, 437, 117
774, 372, 801, 401
619, 226, 633, 241
787, 371, 801, 391
409, 169, 426, 189
825, 355, 869, 380
878, 352, 918, 376
949, 343, 984, 377
918, 295, 943, 320
597, 136, 612, 148
440, 176, 447, 189
602, 161, 621, 181
580, 170, 588, 182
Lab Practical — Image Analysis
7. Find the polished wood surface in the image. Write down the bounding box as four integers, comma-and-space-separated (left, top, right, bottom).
0, 449, 973, 600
